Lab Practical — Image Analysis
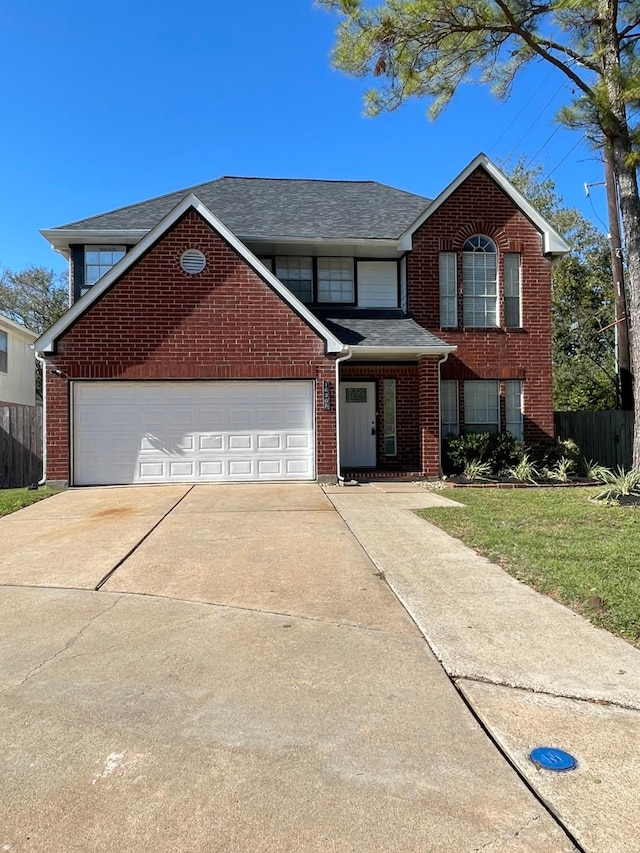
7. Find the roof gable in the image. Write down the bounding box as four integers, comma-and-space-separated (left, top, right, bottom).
36, 195, 345, 354
399, 154, 570, 256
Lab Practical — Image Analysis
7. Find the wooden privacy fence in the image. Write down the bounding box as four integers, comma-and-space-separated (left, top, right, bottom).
555, 410, 635, 470
0, 404, 43, 488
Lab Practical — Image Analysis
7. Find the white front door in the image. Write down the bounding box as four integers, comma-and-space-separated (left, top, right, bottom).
340, 381, 376, 468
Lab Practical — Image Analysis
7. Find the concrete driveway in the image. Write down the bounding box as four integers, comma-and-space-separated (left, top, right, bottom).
0, 483, 576, 852
4, 482, 639, 851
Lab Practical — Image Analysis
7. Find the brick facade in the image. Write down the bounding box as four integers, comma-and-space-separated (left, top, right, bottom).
44, 165, 556, 485
408, 167, 554, 444
45, 210, 338, 483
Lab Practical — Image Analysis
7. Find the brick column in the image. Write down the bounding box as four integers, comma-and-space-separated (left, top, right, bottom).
45, 371, 70, 486
418, 357, 441, 478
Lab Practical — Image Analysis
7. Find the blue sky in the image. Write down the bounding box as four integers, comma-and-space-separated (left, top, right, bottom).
2, 0, 609, 276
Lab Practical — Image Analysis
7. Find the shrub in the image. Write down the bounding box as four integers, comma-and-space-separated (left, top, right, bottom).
544, 455, 576, 483
533, 438, 581, 470
583, 460, 611, 482
504, 453, 539, 483
443, 432, 523, 476
462, 459, 493, 481
593, 467, 640, 504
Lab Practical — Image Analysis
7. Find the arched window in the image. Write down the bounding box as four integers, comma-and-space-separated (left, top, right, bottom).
462, 235, 497, 327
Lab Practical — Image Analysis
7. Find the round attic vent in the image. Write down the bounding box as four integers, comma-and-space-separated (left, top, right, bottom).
180, 249, 206, 275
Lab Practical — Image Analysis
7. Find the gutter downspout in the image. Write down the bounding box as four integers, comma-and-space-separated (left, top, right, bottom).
334, 347, 353, 481
437, 352, 451, 478
33, 349, 47, 486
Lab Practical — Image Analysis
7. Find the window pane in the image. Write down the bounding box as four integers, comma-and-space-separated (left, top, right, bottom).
286, 280, 313, 302
504, 254, 521, 327
276, 256, 313, 303
439, 253, 457, 327
85, 245, 126, 290
505, 380, 524, 440
463, 236, 498, 327
259, 257, 273, 271
464, 380, 499, 433
383, 378, 397, 456
0, 330, 7, 373
440, 380, 459, 436
317, 258, 354, 303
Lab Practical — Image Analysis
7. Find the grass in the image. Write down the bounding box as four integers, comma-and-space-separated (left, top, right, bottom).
0, 486, 59, 517
418, 486, 640, 646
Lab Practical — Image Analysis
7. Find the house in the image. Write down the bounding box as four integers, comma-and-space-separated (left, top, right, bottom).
0, 314, 38, 407
36, 153, 568, 487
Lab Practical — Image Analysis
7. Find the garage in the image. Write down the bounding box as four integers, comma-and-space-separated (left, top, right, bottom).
72, 380, 315, 485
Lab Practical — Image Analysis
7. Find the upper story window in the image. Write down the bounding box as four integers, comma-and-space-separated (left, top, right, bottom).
504, 253, 522, 327
462, 236, 498, 327
275, 256, 313, 303
317, 258, 354, 303
439, 252, 457, 327
274, 256, 355, 305
0, 330, 7, 373
84, 246, 126, 295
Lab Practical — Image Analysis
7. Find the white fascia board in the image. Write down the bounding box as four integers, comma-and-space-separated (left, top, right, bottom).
0, 314, 38, 339
40, 228, 149, 259
36, 194, 345, 354
349, 344, 457, 361
399, 153, 570, 256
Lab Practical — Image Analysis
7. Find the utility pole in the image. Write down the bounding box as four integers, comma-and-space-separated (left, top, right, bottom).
603, 148, 634, 410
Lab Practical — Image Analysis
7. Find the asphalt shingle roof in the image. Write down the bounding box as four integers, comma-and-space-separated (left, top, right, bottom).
313, 309, 450, 349
56, 177, 431, 240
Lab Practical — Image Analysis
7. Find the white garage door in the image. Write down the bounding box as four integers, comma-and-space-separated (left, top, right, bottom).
73, 381, 315, 485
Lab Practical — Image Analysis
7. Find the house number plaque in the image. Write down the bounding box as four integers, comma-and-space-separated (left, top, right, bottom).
323, 381, 332, 410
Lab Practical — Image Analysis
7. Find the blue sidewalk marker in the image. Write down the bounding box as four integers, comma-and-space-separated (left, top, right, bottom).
529, 746, 577, 772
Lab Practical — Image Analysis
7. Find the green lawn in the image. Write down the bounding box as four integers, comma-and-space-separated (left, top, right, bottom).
0, 487, 59, 517
418, 486, 640, 646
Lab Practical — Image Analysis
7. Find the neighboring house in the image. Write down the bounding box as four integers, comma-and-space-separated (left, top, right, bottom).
0, 314, 37, 406
36, 153, 568, 487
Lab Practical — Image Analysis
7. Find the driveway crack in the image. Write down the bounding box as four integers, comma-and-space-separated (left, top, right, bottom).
0, 595, 124, 695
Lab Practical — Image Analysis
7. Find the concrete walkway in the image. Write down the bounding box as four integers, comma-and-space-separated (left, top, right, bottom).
326, 482, 640, 853
0, 484, 575, 852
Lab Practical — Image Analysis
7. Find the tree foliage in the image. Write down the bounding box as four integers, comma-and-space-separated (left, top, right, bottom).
318, 0, 640, 465
508, 160, 616, 410
0, 266, 67, 334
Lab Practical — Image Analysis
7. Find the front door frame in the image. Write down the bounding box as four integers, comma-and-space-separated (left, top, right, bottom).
339, 380, 377, 468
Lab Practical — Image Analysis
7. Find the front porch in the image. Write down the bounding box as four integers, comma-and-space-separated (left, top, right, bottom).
337, 359, 443, 480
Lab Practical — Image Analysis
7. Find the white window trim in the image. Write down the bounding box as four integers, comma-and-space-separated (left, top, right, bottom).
504, 253, 522, 328
463, 380, 500, 433
440, 379, 459, 437
505, 380, 524, 440
439, 252, 458, 327
462, 236, 499, 328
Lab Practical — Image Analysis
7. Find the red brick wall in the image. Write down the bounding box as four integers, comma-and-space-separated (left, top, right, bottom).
45, 209, 338, 482
408, 167, 554, 444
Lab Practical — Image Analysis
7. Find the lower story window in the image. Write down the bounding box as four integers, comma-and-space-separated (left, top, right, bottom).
505, 380, 524, 440
440, 380, 459, 436
463, 380, 500, 434
383, 378, 397, 456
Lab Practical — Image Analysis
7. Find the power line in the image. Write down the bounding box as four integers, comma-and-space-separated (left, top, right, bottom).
504, 81, 568, 161
491, 66, 557, 148
524, 125, 562, 168
548, 134, 586, 177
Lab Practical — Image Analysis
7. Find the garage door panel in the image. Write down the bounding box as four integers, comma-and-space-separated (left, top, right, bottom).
73, 381, 315, 485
